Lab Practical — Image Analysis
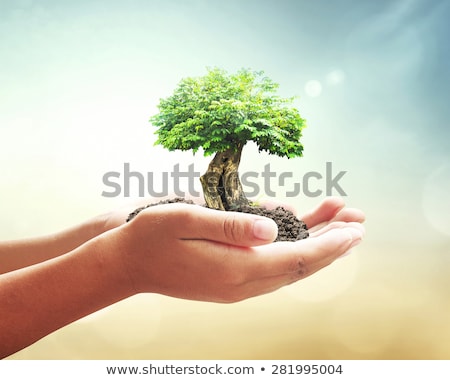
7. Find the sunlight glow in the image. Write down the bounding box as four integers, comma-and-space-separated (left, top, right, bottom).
304, 80, 322, 97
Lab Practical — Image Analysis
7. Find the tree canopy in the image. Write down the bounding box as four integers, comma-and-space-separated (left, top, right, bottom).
151, 67, 306, 158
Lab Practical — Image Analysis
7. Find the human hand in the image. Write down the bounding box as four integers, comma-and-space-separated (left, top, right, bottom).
98, 194, 204, 232
115, 197, 364, 303
300, 196, 365, 234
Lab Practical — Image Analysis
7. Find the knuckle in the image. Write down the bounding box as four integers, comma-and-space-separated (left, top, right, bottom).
293, 254, 309, 278
222, 214, 243, 243
133, 203, 196, 236
165, 203, 198, 230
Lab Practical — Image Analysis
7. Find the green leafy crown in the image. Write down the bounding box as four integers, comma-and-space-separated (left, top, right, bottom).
151, 67, 306, 158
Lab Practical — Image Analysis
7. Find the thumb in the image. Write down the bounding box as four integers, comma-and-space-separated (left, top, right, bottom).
188, 208, 279, 246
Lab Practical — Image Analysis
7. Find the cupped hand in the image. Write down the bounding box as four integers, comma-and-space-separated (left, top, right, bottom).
300, 196, 365, 234
99, 193, 205, 232
116, 197, 365, 303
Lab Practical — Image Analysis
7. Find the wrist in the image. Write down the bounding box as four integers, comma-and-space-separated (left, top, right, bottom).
114, 216, 160, 295
103, 223, 143, 296
91, 226, 139, 298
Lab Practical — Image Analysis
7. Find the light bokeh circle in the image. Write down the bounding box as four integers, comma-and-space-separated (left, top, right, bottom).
326, 69, 346, 85
304, 80, 323, 97
331, 289, 398, 355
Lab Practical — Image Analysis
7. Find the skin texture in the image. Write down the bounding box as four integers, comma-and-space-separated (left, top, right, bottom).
0, 196, 364, 358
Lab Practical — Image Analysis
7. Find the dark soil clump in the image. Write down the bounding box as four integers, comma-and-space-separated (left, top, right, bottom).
126, 197, 308, 242
126, 197, 195, 222
231, 204, 308, 242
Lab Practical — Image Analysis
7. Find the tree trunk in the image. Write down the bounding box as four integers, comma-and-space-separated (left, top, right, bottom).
200, 143, 249, 210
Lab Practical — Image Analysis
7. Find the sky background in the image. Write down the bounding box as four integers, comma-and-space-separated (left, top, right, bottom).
1, 0, 449, 359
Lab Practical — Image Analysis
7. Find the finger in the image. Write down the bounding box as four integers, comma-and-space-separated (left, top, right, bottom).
307, 207, 366, 234
310, 221, 366, 238
197, 208, 279, 246
215, 227, 364, 302
300, 196, 345, 229
145, 203, 279, 246
331, 207, 366, 224
181, 227, 361, 303
245, 227, 363, 280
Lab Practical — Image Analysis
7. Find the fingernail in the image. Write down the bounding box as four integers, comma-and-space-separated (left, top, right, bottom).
347, 227, 363, 248
253, 219, 278, 241
338, 228, 363, 259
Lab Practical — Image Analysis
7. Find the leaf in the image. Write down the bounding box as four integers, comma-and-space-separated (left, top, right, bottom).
150, 67, 306, 158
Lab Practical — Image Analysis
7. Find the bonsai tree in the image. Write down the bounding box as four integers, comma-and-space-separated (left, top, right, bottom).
150, 68, 306, 211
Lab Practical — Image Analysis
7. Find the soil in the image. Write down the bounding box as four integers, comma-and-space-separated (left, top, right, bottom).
126, 198, 309, 242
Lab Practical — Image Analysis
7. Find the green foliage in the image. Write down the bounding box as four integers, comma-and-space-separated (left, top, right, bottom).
151, 68, 306, 158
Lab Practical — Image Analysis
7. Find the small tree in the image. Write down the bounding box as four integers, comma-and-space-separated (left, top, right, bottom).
151, 68, 306, 210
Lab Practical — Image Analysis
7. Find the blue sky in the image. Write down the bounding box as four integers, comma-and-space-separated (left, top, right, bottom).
1, 0, 448, 238
1, 0, 449, 359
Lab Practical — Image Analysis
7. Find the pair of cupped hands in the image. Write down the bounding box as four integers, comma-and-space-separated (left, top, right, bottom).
102, 196, 365, 303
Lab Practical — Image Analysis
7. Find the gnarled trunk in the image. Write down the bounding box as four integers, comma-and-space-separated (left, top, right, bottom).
200, 143, 249, 210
